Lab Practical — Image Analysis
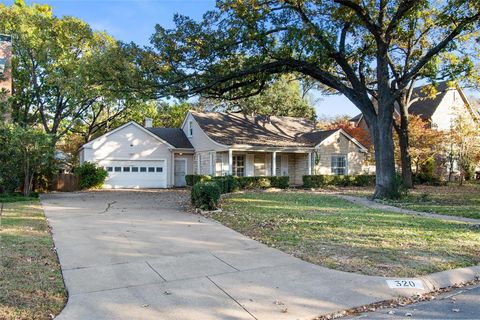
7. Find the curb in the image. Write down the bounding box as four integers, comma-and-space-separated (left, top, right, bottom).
420, 265, 480, 291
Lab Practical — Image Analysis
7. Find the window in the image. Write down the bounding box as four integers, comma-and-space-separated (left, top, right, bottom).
156, 167, 163, 173
132, 167, 139, 172
123, 167, 130, 172
232, 155, 245, 177
188, 121, 193, 137
106, 167, 113, 172
148, 167, 155, 172
114, 167, 121, 172
140, 167, 147, 172
331, 155, 347, 175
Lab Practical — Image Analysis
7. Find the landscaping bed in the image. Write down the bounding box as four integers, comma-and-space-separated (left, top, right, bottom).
212, 191, 480, 277
0, 197, 67, 320
339, 183, 480, 220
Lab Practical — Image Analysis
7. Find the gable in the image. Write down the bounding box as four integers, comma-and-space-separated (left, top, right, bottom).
182, 112, 228, 151
430, 89, 475, 130
83, 122, 172, 160
315, 130, 367, 153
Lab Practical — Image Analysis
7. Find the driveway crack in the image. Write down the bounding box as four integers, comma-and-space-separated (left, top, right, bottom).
206, 276, 257, 320
210, 253, 240, 271
145, 261, 167, 282
99, 201, 116, 214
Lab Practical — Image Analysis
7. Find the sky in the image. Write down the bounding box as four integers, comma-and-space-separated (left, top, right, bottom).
3, 0, 361, 117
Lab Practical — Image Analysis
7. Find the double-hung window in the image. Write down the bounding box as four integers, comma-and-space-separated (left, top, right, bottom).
232, 155, 245, 177
331, 155, 347, 175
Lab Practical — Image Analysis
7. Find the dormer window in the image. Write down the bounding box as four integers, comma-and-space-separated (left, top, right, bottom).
188, 121, 193, 137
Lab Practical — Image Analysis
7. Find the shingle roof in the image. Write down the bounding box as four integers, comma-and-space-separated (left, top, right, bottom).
349, 81, 454, 122
407, 82, 451, 120
190, 111, 338, 148
147, 128, 194, 149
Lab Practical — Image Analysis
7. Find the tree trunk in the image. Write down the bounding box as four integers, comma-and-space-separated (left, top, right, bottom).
23, 160, 31, 196
369, 117, 397, 198
396, 100, 413, 188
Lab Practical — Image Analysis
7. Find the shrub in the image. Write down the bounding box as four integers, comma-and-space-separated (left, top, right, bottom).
303, 174, 376, 188
188, 174, 290, 193
73, 162, 108, 189
191, 181, 221, 210
185, 174, 211, 186
212, 175, 239, 193
269, 176, 290, 189
235, 176, 290, 190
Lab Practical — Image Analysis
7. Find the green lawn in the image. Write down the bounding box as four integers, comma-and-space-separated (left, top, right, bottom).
0, 198, 67, 320
213, 191, 480, 277
339, 183, 480, 220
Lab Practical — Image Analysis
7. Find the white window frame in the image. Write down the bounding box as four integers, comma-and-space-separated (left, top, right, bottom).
331, 155, 347, 175
232, 154, 246, 177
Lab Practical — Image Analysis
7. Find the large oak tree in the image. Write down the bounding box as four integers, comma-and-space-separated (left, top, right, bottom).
137, 0, 480, 198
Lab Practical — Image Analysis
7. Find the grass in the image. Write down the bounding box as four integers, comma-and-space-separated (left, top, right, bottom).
213, 191, 480, 277
0, 197, 67, 320
340, 183, 480, 220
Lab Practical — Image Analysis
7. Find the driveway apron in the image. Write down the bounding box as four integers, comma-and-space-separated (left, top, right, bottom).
42, 190, 424, 320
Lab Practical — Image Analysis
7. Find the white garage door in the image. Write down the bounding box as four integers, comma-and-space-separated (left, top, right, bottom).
100, 160, 167, 189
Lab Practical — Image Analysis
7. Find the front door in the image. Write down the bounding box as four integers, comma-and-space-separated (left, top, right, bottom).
174, 159, 187, 187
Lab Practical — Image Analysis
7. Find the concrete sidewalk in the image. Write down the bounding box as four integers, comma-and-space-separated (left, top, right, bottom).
41, 190, 459, 320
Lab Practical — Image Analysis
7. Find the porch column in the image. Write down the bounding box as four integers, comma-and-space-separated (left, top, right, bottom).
228, 149, 233, 175
308, 152, 312, 175
272, 151, 277, 176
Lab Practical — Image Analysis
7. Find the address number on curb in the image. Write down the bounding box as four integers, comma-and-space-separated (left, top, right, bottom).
386, 279, 425, 290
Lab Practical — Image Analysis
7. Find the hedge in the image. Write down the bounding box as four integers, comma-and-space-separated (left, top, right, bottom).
185, 174, 211, 186
191, 181, 221, 210
303, 174, 376, 188
187, 174, 290, 192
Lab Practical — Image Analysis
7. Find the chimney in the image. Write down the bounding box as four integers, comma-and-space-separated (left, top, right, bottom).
144, 117, 153, 128
0, 34, 12, 122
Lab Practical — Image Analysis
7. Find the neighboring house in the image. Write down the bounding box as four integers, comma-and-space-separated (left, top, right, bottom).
80, 111, 368, 189
350, 81, 479, 132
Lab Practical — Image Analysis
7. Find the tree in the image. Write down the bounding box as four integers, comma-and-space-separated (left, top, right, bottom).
394, 115, 445, 174
197, 74, 316, 119
0, 124, 55, 195
137, 0, 480, 198
0, 1, 133, 142
449, 114, 480, 184
318, 115, 372, 150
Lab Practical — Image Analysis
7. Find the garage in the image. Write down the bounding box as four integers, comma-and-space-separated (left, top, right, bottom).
100, 160, 167, 189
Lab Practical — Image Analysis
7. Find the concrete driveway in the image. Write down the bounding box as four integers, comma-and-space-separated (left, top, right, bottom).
42, 190, 421, 320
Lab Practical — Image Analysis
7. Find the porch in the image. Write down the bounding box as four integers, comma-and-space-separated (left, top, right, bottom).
195, 150, 314, 186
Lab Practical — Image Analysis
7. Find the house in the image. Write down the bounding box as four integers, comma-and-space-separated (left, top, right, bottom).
79, 111, 368, 189
349, 81, 479, 132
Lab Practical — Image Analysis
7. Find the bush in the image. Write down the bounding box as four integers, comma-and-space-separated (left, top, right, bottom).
188, 174, 290, 192
73, 162, 108, 189
235, 176, 289, 190
212, 175, 239, 193
413, 157, 443, 186
303, 174, 376, 188
269, 176, 290, 189
185, 174, 211, 186
191, 181, 221, 210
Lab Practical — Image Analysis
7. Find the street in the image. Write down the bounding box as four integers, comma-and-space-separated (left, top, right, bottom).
353, 284, 480, 319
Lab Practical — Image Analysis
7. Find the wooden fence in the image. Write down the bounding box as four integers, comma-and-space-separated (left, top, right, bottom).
51, 173, 80, 192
